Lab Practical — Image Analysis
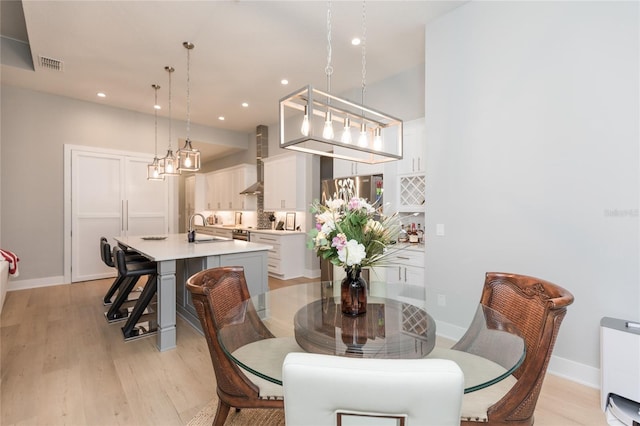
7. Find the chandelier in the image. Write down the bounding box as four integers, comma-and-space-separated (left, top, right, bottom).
279, 1, 402, 164
177, 41, 201, 172
147, 83, 165, 181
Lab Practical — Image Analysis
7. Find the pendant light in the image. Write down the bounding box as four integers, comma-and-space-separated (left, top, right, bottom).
278, 0, 403, 165
147, 83, 165, 181
160, 66, 180, 176
177, 41, 201, 172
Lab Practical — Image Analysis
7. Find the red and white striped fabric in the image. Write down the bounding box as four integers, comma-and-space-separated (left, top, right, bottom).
0, 249, 19, 277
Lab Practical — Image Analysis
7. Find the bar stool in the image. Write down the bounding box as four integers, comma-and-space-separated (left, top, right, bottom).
104, 245, 157, 323
100, 237, 146, 306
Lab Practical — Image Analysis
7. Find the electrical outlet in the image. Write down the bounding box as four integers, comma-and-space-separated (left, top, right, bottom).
437, 294, 446, 307
436, 223, 445, 236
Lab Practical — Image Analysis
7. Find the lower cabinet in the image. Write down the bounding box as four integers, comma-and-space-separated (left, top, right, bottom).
175, 250, 269, 332
385, 246, 426, 307
194, 225, 233, 239
250, 232, 306, 280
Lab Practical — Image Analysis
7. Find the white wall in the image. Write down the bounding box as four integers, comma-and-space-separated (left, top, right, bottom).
425, 1, 639, 386
0, 85, 249, 284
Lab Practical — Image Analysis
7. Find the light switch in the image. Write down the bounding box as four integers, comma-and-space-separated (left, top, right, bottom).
436, 224, 445, 236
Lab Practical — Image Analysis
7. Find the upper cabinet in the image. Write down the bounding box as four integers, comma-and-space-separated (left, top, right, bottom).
398, 118, 426, 175
205, 164, 256, 211
333, 146, 385, 178
263, 152, 307, 211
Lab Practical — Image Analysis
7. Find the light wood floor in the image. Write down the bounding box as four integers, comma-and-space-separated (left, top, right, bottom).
1, 277, 606, 425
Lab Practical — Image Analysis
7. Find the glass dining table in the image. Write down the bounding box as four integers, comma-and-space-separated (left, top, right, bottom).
217, 281, 525, 394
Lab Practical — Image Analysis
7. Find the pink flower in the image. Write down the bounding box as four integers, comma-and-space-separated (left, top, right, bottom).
331, 233, 347, 251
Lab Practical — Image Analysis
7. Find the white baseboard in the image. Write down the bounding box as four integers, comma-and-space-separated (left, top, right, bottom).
435, 319, 601, 390
304, 268, 321, 279
8, 275, 67, 291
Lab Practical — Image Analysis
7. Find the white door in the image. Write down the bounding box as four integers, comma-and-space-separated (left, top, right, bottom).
72, 151, 124, 282
71, 150, 168, 282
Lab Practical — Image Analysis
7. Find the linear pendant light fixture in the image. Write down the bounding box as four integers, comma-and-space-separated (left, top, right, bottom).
177, 41, 201, 172
279, 0, 402, 165
147, 83, 165, 181
160, 66, 180, 176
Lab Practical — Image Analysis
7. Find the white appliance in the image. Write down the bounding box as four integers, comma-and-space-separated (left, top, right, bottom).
600, 317, 640, 425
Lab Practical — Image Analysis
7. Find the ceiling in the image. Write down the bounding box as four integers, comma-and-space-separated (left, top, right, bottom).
1, 1, 464, 161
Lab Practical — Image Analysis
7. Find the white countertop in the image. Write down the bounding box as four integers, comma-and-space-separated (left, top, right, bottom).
114, 233, 272, 262
248, 229, 306, 236
195, 224, 305, 236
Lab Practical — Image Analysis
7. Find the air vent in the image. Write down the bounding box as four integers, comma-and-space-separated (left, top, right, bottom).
38, 55, 64, 71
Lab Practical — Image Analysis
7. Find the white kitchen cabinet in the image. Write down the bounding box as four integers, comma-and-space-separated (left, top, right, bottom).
385, 246, 426, 307
185, 173, 207, 229
398, 174, 426, 212
229, 164, 257, 210
398, 118, 425, 174
193, 225, 233, 239
205, 164, 256, 211
263, 153, 306, 211
250, 231, 306, 279
333, 146, 385, 178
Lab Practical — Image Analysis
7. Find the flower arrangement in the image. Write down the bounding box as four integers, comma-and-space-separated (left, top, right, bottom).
308, 190, 401, 270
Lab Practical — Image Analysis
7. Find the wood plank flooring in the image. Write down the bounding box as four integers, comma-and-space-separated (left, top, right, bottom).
1, 277, 607, 425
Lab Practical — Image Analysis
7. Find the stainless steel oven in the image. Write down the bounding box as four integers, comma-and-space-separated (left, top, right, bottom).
232, 229, 249, 241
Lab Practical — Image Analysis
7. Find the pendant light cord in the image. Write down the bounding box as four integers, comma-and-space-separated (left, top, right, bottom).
167, 67, 173, 150
361, 0, 367, 110
325, 0, 333, 95
186, 45, 191, 140
154, 85, 159, 156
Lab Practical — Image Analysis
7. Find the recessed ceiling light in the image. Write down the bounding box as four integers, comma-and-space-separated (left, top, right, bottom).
154, 104, 162, 110
241, 102, 249, 108
281, 79, 289, 85
97, 92, 106, 98
351, 38, 361, 46
218, 116, 225, 121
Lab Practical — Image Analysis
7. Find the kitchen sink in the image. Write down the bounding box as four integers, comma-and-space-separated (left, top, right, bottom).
193, 236, 231, 244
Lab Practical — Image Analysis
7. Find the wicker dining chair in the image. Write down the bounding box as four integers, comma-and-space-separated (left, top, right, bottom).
185, 266, 286, 426
454, 272, 574, 425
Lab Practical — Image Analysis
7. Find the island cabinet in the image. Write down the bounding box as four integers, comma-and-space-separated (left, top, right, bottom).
250, 231, 306, 279
175, 250, 269, 332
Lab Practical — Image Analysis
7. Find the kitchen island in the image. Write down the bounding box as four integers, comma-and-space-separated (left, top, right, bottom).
114, 233, 272, 351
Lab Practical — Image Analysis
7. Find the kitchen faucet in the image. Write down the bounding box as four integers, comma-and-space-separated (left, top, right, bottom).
188, 213, 207, 243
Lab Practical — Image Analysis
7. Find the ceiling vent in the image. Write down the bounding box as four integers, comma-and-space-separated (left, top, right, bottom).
38, 55, 64, 71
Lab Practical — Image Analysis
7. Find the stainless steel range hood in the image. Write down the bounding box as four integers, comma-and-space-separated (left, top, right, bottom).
239, 181, 263, 195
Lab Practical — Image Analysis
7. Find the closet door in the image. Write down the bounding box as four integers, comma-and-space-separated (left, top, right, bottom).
71, 150, 168, 282
72, 151, 124, 282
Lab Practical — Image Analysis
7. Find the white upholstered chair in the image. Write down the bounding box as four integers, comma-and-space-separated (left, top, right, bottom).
283, 352, 464, 426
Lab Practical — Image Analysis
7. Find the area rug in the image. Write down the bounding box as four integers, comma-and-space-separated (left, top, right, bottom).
187, 399, 285, 426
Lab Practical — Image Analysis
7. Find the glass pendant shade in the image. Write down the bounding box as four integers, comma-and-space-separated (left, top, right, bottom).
161, 149, 180, 176
147, 83, 165, 181
177, 41, 200, 172
341, 117, 352, 144
147, 156, 165, 181
177, 139, 200, 172
279, 85, 402, 164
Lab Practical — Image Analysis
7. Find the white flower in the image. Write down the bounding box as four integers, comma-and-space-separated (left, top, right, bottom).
338, 239, 366, 266
365, 219, 384, 234
326, 198, 345, 211
316, 212, 336, 233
